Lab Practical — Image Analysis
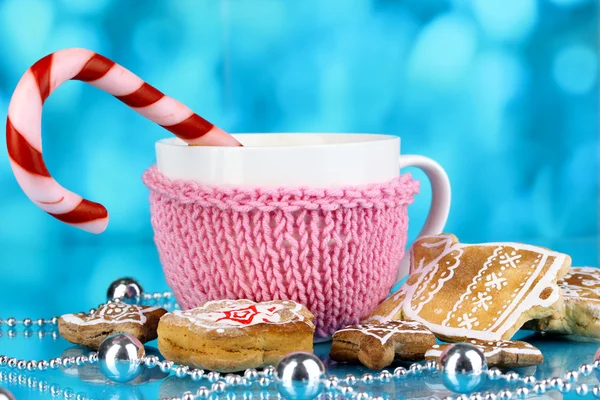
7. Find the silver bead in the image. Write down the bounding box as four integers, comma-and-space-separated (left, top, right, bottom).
190, 368, 204, 381
207, 371, 220, 382
258, 376, 270, 387
245, 368, 259, 381
440, 343, 487, 394
144, 355, 159, 368
0, 356, 6, 366
16, 360, 26, 370
159, 361, 174, 373
409, 363, 423, 375
6, 318, 16, 327
356, 393, 370, 400
275, 351, 325, 400
565, 370, 579, 383
515, 387, 529, 399
498, 390, 512, 400
487, 368, 502, 380
504, 372, 519, 383
470, 393, 484, 400
63, 388, 75, 399
88, 308, 96, 315
37, 360, 49, 371
426, 359, 439, 371
593, 386, 600, 398
61, 357, 74, 368
175, 365, 188, 378
88, 353, 98, 364
576, 384, 589, 396
36, 318, 45, 327
7, 358, 17, 369
580, 363, 594, 376
549, 377, 563, 389
0, 388, 15, 400
107, 277, 144, 302
533, 382, 546, 394
522, 375, 536, 386
196, 387, 210, 399
344, 374, 358, 386
49, 358, 62, 369
378, 370, 392, 383
23, 318, 32, 327
26, 361, 37, 371
51, 317, 59, 325
393, 367, 407, 379
231, 375, 243, 387
361, 373, 375, 384
324, 376, 338, 390
97, 333, 145, 383
263, 365, 276, 378
182, 392, 195, 400
212, 381, 226, 393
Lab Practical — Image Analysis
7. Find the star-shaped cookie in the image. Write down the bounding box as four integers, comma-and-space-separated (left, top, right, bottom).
58, 302, 167, 349
329, 321, 436, 370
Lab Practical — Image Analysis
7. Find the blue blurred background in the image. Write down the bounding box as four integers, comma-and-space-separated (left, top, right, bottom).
0, 0, 597, 317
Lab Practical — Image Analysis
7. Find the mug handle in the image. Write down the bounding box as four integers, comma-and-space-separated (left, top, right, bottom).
395, 155, 451, 284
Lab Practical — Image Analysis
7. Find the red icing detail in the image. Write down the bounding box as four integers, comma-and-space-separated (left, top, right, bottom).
161, 114, 213, 140
30, 53, 53, 103
216, 305, 260, 325
6, 118, 50, 177
267, 307, 276, 312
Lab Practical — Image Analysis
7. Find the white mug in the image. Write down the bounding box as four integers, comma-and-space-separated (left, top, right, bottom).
155, 133, 451, 282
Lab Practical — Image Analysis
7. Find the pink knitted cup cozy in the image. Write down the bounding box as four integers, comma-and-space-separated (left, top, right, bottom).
143, 166, 419, 338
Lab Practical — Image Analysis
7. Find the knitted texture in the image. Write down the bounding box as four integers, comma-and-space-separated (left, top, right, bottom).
143, 166, 420, 337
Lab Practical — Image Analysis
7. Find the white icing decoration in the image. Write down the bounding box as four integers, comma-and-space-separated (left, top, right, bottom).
61, 303, 160, 326
411, 248, 464, 314
425, 340, 542, 360
172, 300, 312, 330
559, 267, 600, 303
402, 240, 568, 341
335, 321, 430, 345
368, 288, 406, 323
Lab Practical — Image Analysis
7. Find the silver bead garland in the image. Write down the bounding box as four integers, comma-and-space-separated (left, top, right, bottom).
1, 287, 600, 400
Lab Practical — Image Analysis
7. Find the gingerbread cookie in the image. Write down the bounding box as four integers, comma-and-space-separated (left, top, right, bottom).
425, 339, 543, 368
157, 299, 314, 372
401, 234, 571, 342
524, 267, 600, 338
364, 286, 407, 323
58, 302, 167, 349
329, 321, 436, 370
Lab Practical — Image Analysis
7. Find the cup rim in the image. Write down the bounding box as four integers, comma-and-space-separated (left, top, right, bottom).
157, 133, 400, 150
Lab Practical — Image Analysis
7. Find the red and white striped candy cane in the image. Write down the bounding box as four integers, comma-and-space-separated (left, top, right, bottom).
6, 48, 241, 234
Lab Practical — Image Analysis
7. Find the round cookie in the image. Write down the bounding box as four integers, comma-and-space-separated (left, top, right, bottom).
157, 299, 314, 372
329, 321, 436, 370
524, 267, 600, 338
58, 302, 167, 349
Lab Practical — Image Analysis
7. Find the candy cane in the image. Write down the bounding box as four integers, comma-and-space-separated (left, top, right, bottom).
6, 48, 241, 234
